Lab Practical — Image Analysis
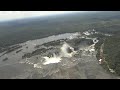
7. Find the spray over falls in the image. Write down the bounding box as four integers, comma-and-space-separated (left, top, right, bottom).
43, 42, 77, 65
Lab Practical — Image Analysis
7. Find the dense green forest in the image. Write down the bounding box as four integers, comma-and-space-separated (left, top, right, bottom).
0, 11, 120, 51
1, 12, 120, 76
94, 31, 120, 76
102, 34, 120, 75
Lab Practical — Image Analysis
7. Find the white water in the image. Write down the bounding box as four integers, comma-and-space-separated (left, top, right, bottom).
42, 36, 98, 65
43, 42, 77, 65
43, 56, 61, 65
60, 42, 76, 57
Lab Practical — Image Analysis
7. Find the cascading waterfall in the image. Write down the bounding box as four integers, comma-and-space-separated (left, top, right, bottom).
43, 42, 77, 65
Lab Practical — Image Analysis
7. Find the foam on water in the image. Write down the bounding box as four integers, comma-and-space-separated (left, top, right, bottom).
42, 42, 77, 65
42, 37, 98, 65
60, 42, 76, 57
43, 55, 61, 65
18, 30, 99, 67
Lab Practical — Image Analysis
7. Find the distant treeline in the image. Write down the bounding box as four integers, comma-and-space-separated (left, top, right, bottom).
0, 12, 120, 51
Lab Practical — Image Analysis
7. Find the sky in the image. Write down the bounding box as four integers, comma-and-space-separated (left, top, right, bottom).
0, 11, 86, 21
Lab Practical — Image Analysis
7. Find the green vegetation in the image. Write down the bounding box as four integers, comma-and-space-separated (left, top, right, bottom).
22, 48, 48, 59
95, 39, 104, 59
1, 12, 120, 76
0, 45, 22, 56
1, 12, 120, 52
42, 39, 64, 47
103, 35, 120, 75
94, 32, 120, 76
16, 49, 23, 53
